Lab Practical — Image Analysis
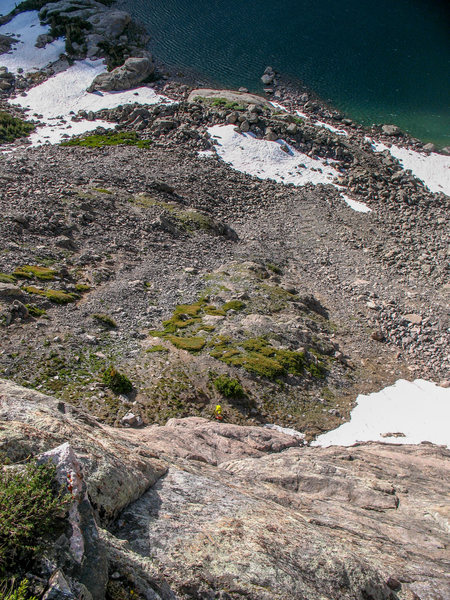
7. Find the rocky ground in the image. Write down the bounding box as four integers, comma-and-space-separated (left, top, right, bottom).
0, 97, 448, 436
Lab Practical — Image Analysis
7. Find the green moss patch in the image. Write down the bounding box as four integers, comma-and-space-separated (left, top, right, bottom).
13, 265, 57, 281
223, 300, 246, 312
166, 336, 206, 352
146, 345, 169, 353
24, 286, 77, 304
0, 273, 15, 284
25, 304, 46, 318
92, 313, 117, 328
208, 335, 321, 381
61, 131, 152, 148
0, 111, 35, 144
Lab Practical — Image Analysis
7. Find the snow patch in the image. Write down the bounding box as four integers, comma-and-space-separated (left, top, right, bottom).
314, 120, 348, 136
198, 149, 216, 159
341, 194, 372, 213
371, 141, 450, 196
208, 124, 340, 187
264, 424, 305, 439
8, 59, 170, 145
0, 11, 66, 73
313, 379, 450, 448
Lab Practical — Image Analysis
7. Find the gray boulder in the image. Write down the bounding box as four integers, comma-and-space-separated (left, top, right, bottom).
87, 55, 154, 92
382, 124, 402, 136
261, 65, 275, 85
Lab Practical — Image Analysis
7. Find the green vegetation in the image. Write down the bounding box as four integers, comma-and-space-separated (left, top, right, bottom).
0, 273, 15, 284
209, 336, 324, 380
75, 283, 91, 292
92, 313, 117, 328
0, 461, 69, 579
61, 131, 152, 149
146, 345, 169, 353
1, 579, 37, 600
92, 188, 112, 194
24, 286, 77, 304
266, 263, 283, 275
213, 374, 244, 398
25, 304, 46, 318
13, 265, 57, 281
102, 366, 133, 394
0, 112, 34, 144
222, 300, 246, 312
166, 336, 206, 352
149, 299, 247, 351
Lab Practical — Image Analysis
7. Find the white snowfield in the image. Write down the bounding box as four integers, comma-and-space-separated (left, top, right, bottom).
208, 124, 341, 187
207, 124, 370, 213
372, 141, 450, 196
9, 59, 170, 145
0, 11, 66, 73
313, 379, 450, 448
0, 0, 19, 17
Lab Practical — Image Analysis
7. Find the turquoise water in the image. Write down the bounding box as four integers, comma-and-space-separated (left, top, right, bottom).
122, 0, 450, 147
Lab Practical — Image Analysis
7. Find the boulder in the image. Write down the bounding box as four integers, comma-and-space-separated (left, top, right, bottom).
0, 282, 23, 299
261, 65, 275, 85
188, 88, 274, 108
87, 55, 154, 92
382, 124, 402, 136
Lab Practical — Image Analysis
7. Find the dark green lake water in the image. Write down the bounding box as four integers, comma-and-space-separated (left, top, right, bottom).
122, 0, 450, 147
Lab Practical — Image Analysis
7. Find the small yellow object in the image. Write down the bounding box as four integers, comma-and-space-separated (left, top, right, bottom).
215, 404, 222, 416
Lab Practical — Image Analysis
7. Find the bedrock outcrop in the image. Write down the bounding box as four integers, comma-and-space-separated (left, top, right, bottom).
1, 379, 449, 600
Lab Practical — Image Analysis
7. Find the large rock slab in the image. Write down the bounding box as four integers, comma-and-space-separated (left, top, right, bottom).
188, 88, 274, 108
128, 416, 304, 465
113, 443, 450, 600
87, 55, 154, 92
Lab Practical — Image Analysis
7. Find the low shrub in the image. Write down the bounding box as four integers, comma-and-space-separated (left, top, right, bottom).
213, 374, 244, 398
1, 579, 37, 600
0, 112, 34, 144
0, 461, 69, 578
102, 366, 133, 394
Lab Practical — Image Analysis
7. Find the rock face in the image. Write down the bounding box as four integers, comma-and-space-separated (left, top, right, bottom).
1, 379, 449, 599
87, 55, 155, 92
40, 443, 108, 600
